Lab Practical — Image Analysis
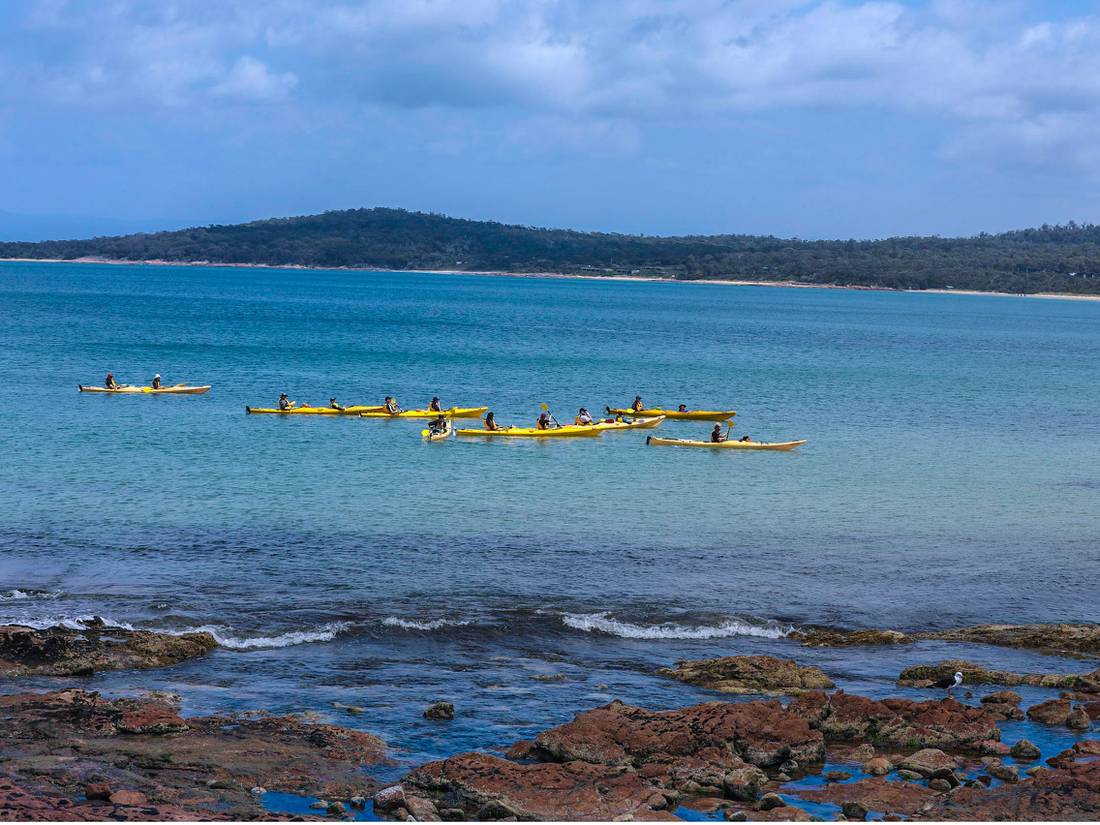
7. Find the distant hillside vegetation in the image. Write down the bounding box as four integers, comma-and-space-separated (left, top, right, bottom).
3, 207, 1100, 294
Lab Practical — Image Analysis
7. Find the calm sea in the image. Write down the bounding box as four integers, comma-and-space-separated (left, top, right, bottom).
2, 260, 1098, 766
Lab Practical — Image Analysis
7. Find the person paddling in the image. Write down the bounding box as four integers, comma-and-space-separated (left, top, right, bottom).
329, 397, 346, 411
151, 374, 162, 390
105, 372, 118, 389
677, 404, 688, 413
537, 409, 554, 430
383, 396, 400, 415
710, 423, 728, 443
575, 407, 594, 425
429, 397, 442, 412
278, 393, 295, 411
427, 414, 448, 436
739, 434, 752, 443
484, 411, 503, 431
631, 395, 645, 413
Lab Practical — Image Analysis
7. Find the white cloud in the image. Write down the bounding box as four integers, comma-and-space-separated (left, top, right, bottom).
213, 56, 297, 101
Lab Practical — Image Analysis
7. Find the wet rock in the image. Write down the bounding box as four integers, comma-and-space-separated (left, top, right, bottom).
1068, 705, 1092, 730
978, 738, 1011, 756
1027, 698, 1071, 725
374, 784, 407, 811
790, 627, 916, 647
657, 655, 835, 695
0, 623, 217, 677
748, 804, 813, 821
923, 623, 1100, 656
405, 752, 667, 820
327, 799, 346, 814
0, 689, 388, 819
898, 748, 956, 778
424, 701, 455, 721
83, 782, 112, 800
797, 777, 937, 817
851, 743, 876, 761
826, 770, 852, 781
898, 659, 1093, 690
841, 800, 869, 820
896, 769, 923, 781
928, 778, 952, 791
863, 757, 893, 776
981, 690, 1022, 706
988, 763, 1019, 783
789, 692, 999, 751
756, 792, 784, 810
920, 759, 1100, 819
531, 699, 825, 772
404, 795, 441, 820
1010, 739, 1041, 761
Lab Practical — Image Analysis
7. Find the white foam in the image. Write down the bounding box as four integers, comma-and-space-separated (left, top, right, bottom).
561, 612, 790, 640
381, 616, 472, 631
7, 615, 136, 631
179, 621, 352, 650
0, 589, 61, 602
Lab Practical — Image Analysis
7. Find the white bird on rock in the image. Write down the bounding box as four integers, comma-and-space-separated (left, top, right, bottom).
934, 671, 964, 696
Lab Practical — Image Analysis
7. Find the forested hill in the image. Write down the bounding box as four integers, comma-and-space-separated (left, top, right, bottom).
3, 207, 1100, 294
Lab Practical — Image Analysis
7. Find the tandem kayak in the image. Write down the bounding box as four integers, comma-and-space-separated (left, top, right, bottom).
646, 436, 806, 451
245, 405, 383, 415
359, 406, 488, 419
79, 384, 211, 395
456, 425, 603, 438
421, 421, 453, 441
606, 407, 735, 421
592, 415, 665, 431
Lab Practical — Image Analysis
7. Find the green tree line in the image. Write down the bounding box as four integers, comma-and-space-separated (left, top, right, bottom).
3, 208, 1099, 294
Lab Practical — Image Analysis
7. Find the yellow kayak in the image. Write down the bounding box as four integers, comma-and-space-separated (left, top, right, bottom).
245, 405, 383, 415
592, 415, 665, 431
79, 384, 211, 395
359, 406, 488, 419
456, 425, 603, 438
646, 435, 806, 451
606, 407, 735, 421
421, 421, 453, 441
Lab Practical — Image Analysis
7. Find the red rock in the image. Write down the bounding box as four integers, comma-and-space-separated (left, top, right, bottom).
899, 748, 957, 777
405, 751, 668, 820
746, 804, 813, 821
1068, 705, 1092, 730
108, 790, 148, 806
981, 690, 1022, 706
1027, 698, 1071, 725
921, 758, 1100, 819
83, 783, 111, 801
117, 706, 188, 735
796, 777, 938, 817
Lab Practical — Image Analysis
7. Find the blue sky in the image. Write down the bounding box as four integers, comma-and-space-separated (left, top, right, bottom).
2, 0, 1100, 240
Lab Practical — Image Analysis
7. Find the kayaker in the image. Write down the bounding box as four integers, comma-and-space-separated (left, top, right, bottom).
710, 424, 727, 443
536, 410, 554, 430
427, 414, 448, 436
484, 411, 503, 431
151, 374, 162, 390
677, 404, 688, 413
105, 372, 118, 389
631, 396, 645, 413
429, 397, 442, 412
329, 397, 346, 411
575, 407, 594, 425
383, 396, 400, 415
278, 393, 295, 411
739, 434, 752, 442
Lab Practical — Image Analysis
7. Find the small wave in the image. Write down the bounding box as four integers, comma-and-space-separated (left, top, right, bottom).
0, 589, 61, 602
381, 616, 473, 631
7, 615, 137, 631
179, 621, 352, 650
561, 612, 790, 640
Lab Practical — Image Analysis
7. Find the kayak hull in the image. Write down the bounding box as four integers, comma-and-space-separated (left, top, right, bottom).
79, 384, 211, 395
592, 415, 665, 431
359, 407, 488, 419
607, 407, 735, 421
246, 405, 383, 415
646, 436, 807, 451
456, 425, 603, 438
421, 422, 454, 441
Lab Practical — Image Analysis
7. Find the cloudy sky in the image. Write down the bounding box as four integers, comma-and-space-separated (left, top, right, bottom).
2, 0, 1099, 239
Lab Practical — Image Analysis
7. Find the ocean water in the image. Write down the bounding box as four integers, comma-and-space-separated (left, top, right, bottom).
1, 260, 1098, 767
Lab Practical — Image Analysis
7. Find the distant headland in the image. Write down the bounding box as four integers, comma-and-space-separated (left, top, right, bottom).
2, 207, 1099, 297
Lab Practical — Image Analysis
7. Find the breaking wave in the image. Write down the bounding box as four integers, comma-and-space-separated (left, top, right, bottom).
560, 612, 791, 640
0, 589, 61, 602
381, 616, 473, 631
180, 621, 352, 650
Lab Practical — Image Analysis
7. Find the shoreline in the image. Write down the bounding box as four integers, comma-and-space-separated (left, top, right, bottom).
3, 255, 1099, 303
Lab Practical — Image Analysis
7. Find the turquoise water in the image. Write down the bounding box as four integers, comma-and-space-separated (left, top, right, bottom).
1, 260, 1097, 763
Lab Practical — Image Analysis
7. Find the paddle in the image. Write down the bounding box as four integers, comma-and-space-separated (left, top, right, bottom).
539, 402, 561, 429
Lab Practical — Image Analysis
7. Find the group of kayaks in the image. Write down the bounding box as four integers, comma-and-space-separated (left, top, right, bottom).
79, 380, 806, 451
